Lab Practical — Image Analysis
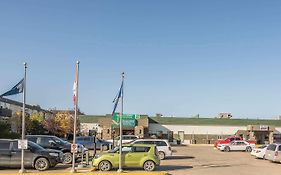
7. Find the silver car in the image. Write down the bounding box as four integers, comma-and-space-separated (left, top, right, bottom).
264, 143, 281, 163
218, 140, 255, 152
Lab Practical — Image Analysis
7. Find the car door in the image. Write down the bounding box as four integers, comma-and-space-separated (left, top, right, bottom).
0, 140, 12, 168
126, 146, 150, 167
277, 145, 281, 161
238, 142, 247, 151
122, 146, 134, 166
10, 141, 34, 168
230, 142, 238, 150
84, 137, 93, 149
265, 144, 276, 160
154, 141, 167, 153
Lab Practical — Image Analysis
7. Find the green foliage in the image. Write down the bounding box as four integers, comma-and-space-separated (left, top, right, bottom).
0, 120, 20, 139
43, 112, 80, 137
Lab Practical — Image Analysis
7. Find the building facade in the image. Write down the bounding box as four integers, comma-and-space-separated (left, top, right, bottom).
80, 115, 281, 144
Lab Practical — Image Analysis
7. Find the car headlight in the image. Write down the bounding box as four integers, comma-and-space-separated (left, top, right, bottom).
49, 152, 59, 157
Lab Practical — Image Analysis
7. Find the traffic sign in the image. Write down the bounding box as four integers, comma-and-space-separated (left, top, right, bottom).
71, 144, 78, 153
112, 114, 140, 127
18, 140, 28, 150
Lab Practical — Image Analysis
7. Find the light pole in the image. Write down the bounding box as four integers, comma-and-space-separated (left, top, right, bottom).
19, 62, 27, 174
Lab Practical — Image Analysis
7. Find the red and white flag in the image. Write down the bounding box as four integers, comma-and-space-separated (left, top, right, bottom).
73, 64, 78, 106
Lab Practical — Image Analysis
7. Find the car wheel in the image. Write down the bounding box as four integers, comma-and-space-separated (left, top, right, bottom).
143, 160, 156, 171
63, 152, 72, 164
34, 157, 50, 171
98, 160, 111, 171
158, 151, 165, 160
224, 146, 230, 152
246, 147, 252, 152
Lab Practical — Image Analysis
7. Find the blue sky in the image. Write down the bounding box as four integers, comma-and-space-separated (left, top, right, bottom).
1, 1, 281, 118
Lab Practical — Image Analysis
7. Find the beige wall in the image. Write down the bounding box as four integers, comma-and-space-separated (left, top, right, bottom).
149, 123, 246, 135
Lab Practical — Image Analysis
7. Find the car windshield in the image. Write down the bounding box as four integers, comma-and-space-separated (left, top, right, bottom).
108, 146, 119, 153
29, 141, 44, 151
53, 137, 68, 144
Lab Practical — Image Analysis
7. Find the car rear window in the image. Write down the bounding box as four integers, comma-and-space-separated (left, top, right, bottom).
134, 141, 144, 144
0, 141, 10, 150
155, 141, 167, 146
133, 146, 150, 152
77, 138, 83, 141
84, 137, 91, 141
11, 141, 19, 150
143, 141, 154, 144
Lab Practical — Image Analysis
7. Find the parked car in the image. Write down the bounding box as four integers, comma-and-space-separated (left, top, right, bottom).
76, 136, 111, 150
92, 144, 160, 171
214, 136, 255, 148
218, 140, 255, 152
264, 143, 281, 163
0, 139, 63, 171
251, 145, 268, 159
130, 139, 172, 160
108, 135, 139, 146
26, 135, 86, 164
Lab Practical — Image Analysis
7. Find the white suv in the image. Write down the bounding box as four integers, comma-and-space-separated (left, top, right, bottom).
131, 139, 172, 160
108, 135, 139, 146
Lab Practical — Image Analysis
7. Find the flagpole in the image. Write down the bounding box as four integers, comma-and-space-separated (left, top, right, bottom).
19, 62, 27, 174
71, 60, 79, 173
117, 72, 124, 173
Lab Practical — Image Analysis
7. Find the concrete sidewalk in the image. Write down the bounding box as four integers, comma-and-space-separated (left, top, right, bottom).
0, 168, 168, 175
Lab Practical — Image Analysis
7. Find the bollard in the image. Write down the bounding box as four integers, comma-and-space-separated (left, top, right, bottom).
81, 150, 84, 164
86, 150, 89, 165
101, 144, 103, 151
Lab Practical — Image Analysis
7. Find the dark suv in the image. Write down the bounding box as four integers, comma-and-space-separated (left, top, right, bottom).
0, 139, 63, 171
26, 135, 86, 164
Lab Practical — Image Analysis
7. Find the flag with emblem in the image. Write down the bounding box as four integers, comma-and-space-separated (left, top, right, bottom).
1, 79, 24, 97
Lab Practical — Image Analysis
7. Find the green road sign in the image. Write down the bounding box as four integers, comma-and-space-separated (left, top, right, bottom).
112, 114, 140, 127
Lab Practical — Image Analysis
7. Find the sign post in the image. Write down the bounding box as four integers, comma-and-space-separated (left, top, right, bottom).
18, 140, 28, 150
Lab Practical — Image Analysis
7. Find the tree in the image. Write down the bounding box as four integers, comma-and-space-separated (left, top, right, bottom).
43, 111, 80, 137
29, 112, 45, 134
9, 111, 45, 135
0, 120, 20, 139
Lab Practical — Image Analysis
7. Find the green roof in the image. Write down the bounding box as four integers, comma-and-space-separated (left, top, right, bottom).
79, 115, 281, 127
149, 117, 281, 126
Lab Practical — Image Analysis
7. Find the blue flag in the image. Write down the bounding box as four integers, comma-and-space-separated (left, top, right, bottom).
112, 81, 123, 115
1, 79, 24, 97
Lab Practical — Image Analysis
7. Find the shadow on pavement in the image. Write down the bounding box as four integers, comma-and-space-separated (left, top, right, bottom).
165, 155, 195, 160
158, 165, 193, 171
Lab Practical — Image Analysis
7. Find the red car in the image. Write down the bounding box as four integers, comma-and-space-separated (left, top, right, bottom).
214, 136, 255, 148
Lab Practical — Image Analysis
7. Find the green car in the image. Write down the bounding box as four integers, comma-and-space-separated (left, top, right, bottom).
92, 144, 160, 171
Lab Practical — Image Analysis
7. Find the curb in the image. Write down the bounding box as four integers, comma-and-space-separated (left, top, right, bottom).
0, 171, 168, 175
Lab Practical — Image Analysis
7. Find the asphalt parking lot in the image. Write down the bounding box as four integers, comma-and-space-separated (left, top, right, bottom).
0, 145, 280, 175
160, 145, 281, 175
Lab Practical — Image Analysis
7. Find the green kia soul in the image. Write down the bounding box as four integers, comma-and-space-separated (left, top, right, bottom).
92, 144, 160, 171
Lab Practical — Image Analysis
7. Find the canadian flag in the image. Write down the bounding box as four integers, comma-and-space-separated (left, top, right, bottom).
73, 64, 78, 106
